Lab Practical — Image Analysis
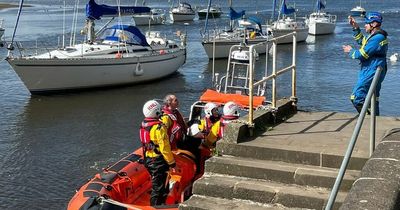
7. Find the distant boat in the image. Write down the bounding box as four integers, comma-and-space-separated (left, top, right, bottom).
267, 0, 309, 44
350, 0, 366, 17
306, 0, 336, 35
197, 5, 223, 19
132, 8, 166, 26
170, 2, 196, 22
202, 8, 272, 59
6, 0, 186, 94
0, 19, 4, 40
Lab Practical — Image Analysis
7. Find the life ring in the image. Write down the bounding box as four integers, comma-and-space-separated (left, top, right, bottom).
134, 63, 144, 76
159, 49, 166, 55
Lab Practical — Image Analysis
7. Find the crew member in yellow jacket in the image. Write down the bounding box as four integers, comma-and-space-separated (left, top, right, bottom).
139, 100, 175, 206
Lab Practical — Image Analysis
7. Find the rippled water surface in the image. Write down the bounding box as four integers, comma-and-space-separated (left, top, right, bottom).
0, 0, 399, 209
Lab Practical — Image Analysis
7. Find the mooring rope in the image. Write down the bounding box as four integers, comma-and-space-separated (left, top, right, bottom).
98, 196, 142, 210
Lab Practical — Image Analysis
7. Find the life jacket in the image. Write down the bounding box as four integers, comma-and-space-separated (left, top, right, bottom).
203, 117, 214, 135
162, 108, 184, 147
139, 118, 162, 154
218, 116, 238, 138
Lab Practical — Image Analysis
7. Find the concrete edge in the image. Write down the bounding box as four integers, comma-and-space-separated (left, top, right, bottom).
340, 128, 400, 210
223, 98, 297, 144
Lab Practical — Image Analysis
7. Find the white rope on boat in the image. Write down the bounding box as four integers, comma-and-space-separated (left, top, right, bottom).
98, 196, 142, 210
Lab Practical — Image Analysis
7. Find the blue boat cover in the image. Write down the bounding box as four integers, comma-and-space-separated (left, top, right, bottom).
229, 7, 245, 20
248, 16, 263, 33
86, 0, 151, 20
100, 25, 149, 46
280, 0, 295, 15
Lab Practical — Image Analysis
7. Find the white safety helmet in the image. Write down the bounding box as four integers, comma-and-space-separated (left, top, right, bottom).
142, 100, 162, 118
204, 102, 218, 116
223, 101, 240, 117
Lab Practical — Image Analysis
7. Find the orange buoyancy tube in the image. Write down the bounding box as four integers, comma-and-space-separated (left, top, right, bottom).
68, 148, 206, 210
199, 89, 266, 108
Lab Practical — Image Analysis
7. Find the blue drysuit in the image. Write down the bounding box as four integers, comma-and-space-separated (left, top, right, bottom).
348, 27, 388, 115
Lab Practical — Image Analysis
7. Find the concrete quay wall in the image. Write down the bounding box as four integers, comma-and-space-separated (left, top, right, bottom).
341, 128, 400, 210
223, 98, 297, 144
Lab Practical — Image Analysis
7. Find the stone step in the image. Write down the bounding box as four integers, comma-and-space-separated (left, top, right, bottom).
192, 173, 345, 210
205, 155, 359, 191
217, 139, 367, 170
179, 195, 289, 210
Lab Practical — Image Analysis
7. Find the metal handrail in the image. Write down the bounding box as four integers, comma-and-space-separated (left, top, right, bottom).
247, 32, 297, 126
325, 66, 384, 210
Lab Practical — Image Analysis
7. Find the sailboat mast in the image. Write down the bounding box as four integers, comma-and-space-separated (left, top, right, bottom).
278, 0, 283, 20
271, 0, 277, 20
229, 0, 233, 31
7, 0, 24, 55
203, 0, 212, 34
62, 0, 66, 48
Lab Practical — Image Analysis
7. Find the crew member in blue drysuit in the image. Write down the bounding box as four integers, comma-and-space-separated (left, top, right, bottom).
342, 12, 388, 115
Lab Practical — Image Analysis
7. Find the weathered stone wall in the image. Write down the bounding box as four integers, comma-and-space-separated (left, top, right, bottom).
340, 128, 400, 210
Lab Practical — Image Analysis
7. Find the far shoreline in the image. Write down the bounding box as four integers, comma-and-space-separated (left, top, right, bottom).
0, 3, 32, 10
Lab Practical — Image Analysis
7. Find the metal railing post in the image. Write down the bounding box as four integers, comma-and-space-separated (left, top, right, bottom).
248, 45, 254, 127
291, 32, 297, 101
272, 40, 277, 108
325, 66, 383, 210
370, 92, 376, 156
212, 30, 216, 85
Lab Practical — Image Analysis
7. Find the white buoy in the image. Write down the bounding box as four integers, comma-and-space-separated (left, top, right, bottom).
389, 53, 398, 62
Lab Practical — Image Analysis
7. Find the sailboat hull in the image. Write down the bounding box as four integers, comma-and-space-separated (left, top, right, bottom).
202, 39, 270, 59
270, 27, 309, 44
169, 12, 195, 22
308, 22, 335, 35
132, 14, 165, 26
7, 50, 186, 93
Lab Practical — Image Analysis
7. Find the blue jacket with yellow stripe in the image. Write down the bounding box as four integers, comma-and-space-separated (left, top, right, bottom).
348, 27, 388, 106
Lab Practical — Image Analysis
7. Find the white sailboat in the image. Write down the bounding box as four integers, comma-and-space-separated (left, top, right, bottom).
266, 0, 308, 44
350, 0, 366, 17
6, 0, 186, 94
131, 0, 165, 26
306, 0, 336, 35
197, 5, 223, 19
202, 7, 272, 59
0, 19, 4, 40
132, 8, 166, 26
169, 2, 196, 22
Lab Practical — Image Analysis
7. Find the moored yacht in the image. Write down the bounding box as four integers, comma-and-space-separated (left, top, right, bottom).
197, 5, 223, 19
0, 19, 4, 40
306, 0, 336, 35
350, 0, 366, 17
350, 6, 366, 17
266, 0, 308, 44
170, 2, 195, 22
202, 8, 271, 59
132, 8, 166, 26
6, 0, 186, 94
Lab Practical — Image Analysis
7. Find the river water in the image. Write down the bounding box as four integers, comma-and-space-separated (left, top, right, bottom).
0, 0, 399, 209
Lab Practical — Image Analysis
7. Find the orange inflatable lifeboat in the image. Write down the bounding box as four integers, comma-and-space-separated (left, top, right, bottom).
68, 147, 211, 210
